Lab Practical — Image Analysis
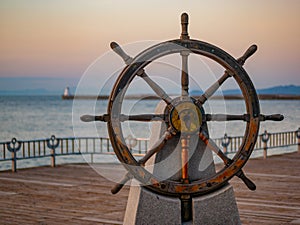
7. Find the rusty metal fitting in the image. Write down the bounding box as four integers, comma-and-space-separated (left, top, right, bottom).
296, 128, 300, 139
261, 130, 270, 143
47, 135, 60, 149
7, 138, 21, 153
221, 133, 231, 148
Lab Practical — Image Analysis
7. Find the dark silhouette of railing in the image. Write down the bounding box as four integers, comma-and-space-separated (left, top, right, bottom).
1, 128, 299, 172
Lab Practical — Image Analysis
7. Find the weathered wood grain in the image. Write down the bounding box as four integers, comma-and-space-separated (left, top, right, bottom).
0, 152, 299, 224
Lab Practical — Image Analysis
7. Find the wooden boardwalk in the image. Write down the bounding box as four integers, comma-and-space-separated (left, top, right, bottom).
0, 152, 299, 224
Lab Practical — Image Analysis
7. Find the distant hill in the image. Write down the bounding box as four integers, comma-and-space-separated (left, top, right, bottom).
256, 85, 300, 95
191, 85, 300, 96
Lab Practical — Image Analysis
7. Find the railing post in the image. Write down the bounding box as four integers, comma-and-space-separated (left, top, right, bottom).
221, 133, 231, 154
296, 128, 300, 153
125, 135, 137, 152
7, 138, 21, 172
47, 135, 59, 168
261, 130, 270, 159
91, 153, 94, 164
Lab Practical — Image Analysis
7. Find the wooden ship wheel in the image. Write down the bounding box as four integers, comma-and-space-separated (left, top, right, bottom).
81, 13, 283, 198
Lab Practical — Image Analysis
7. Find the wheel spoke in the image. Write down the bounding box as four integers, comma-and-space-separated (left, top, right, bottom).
181, 51, 189, 96
80, 113, 166, 122
80, 114, 109, 122
180, 12, 190, 98
111, 129, 174, 194
197, 45, 258, 105
139, 129, 174, 165
111, 172, 133, 194
197, 72, 232, 104
206, 114, 249, 122
198, 131, 256, 190
137, 71, 173, 105
120, 114, 166, 122
198, 130, 232, 166
259, 114, 284, 121
110, 41, 172, 105
205, 113, 284, 122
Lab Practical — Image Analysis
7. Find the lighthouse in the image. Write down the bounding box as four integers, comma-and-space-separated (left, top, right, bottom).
63, 87, 70, 97
62, 87, 74, 99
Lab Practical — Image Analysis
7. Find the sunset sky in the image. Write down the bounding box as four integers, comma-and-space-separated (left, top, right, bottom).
0, 0, 299, 93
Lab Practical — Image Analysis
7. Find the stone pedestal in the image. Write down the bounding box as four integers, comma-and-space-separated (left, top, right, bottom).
192, 184, 241, 225
124, 182, 181, 225
123, 102, 241, 224
124, 183, 240, 225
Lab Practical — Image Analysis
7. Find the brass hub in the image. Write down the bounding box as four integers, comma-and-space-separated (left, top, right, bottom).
169, 99, 203, 133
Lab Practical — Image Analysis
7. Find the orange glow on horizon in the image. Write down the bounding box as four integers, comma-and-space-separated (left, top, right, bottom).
0, 0, 299, 87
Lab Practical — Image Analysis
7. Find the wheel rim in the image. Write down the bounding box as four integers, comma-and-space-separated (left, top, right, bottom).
107, 39, 260, 196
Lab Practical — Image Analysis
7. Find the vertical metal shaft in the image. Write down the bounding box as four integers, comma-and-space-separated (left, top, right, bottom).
181, 136, 189, 182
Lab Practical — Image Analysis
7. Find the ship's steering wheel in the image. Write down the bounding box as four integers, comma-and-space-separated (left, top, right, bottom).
81, 13, 283, 197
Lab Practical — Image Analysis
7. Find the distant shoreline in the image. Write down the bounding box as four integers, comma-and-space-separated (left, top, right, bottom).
61, 94, 300, 100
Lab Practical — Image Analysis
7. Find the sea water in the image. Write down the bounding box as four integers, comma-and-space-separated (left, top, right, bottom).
0, 96, 299, 141
0, 96, 299, 170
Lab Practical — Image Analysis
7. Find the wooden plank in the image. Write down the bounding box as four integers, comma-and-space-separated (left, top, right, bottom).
0, 152, 299, 224
80, 217, 123, 224
0, 190, 17, 196
0, 177, 76, 187
247, 172, 300, 179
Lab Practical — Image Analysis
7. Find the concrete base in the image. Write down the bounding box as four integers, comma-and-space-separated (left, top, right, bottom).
123, 182, 181, 225
192, 184, 241, 225
124, 183, 240, 225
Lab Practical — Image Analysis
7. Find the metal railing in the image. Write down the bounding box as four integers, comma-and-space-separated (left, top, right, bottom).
1, 128, 299, 172
213, 129, 300, 154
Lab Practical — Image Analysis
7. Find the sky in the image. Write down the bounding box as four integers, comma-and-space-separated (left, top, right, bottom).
0, 0, 299, 94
